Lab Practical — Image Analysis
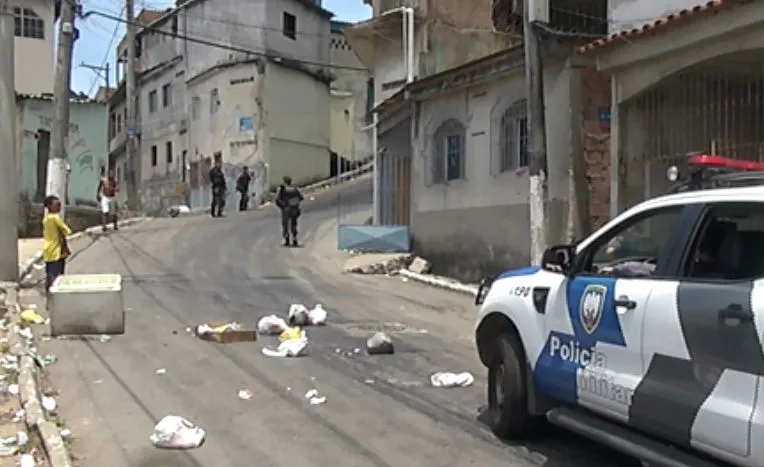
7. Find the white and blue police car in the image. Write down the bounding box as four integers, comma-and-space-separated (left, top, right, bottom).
474, 156, 764, 467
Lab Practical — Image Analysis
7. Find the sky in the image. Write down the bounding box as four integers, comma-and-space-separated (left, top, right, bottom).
71, 0, 372, 95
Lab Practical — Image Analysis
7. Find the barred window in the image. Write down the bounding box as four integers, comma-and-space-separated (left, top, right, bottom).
13, 8, 44, 40
499, 99, 528, 172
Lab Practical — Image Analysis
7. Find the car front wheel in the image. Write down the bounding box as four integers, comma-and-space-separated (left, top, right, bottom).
487, 333, 532, 439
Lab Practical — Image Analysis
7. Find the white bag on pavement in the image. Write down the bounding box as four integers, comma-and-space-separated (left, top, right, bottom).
257, 315, 288, 335
149, 415, 205, 449
262, 335, 309, 358
308, 304, 327, 325
430, 372, 475, 388
287, 304, 310, 326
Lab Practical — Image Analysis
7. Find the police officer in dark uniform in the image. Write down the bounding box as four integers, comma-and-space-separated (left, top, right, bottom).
209, 160, 227, 217
275, 176, 303, 246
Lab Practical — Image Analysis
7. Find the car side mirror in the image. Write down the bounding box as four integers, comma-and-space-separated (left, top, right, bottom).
541, 244, 576, 273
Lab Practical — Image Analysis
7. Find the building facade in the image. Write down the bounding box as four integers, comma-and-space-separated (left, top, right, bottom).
580, 0, 764, 219
118, 0, 336, 213
329, 20, 372, 163
11, 0, 56, 95
17, 95, 108, 204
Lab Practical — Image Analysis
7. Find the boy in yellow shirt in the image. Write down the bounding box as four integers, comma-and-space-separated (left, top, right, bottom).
42, 196, 72, 291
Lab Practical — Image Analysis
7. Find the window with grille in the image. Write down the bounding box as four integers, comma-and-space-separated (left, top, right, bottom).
13, 8, 44, 39
431, 118, 466, 184
499, 99, 529, 172
191, 96, 200, 120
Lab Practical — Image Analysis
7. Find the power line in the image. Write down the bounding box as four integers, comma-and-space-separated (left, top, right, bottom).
81, 8, 368, 71
92, 1, 337, 38
86, 4, 124, 95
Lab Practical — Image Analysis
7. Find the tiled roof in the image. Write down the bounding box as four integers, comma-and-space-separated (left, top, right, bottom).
576, 0, 747, 55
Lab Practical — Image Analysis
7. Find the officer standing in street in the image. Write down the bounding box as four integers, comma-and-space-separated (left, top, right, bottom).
209, 159, 227, 217
275, 176, 303, 246
236, 166, 252, 211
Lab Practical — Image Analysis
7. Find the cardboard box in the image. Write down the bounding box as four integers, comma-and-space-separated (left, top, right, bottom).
195, 322, 258, 343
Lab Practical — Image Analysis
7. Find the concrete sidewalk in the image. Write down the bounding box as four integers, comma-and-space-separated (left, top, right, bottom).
18, 238, 44, 265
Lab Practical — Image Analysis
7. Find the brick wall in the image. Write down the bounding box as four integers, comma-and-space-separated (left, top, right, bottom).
582, 69, 612, 228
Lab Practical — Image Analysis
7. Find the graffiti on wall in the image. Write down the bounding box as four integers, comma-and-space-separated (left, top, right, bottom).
36, 115, 98, 175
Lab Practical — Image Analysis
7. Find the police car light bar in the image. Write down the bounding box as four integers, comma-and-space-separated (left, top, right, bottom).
689, 154, 764, 171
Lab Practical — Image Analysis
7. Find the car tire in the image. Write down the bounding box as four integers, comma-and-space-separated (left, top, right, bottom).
487, 333, 532, 439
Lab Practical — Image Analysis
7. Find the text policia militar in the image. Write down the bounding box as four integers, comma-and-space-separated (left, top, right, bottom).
548, 335, 634, 405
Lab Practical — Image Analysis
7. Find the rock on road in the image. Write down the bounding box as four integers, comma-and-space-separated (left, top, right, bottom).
29, 178, 637, 467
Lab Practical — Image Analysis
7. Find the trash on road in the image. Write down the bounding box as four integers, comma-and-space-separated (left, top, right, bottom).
278, 326, 302, 343
20, 309, 44, 324
237, 389, 253, 400
287, 304, 327, 326
59, 428, 71, 438
430, 372, 475, 388
150, 415, 205, 449
34, 354, 57, 368
366, 332, 394, 355
19, 453, 35, 467
304, 389, 326, 405
256, 315, 288, 335
41, 396, 57, 413
156, 368, 167, 375
262, 329, 308, 358
6, 384, 19, 396
195, 321, 257, 344
99, 335, 111, 343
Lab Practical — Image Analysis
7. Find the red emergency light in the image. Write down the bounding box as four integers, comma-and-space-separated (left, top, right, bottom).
689, 154, 764, 172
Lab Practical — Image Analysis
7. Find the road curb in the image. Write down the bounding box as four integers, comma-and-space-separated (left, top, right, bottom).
2, 284, 73, 467
18, 216, 152, 281
395, 269, 478, 297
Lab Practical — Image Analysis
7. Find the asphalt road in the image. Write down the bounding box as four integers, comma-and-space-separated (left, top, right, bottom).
26, 178, 638, 467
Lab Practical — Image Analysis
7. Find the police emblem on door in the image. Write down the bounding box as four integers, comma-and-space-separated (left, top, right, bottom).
580, 285, 607, 335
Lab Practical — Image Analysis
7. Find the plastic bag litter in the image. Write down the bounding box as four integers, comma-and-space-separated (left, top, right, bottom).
257, 315, 288, 335
20, 309, 44, 324
149, 415, 206, 449
196, 322, 241, 336
430, 372, 475, 388
262, 331, 309, 358
287, 304, 327, 326
279, 326, 303, 343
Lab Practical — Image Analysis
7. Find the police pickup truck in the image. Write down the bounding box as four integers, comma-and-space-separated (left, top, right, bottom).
474, 155, 764, 467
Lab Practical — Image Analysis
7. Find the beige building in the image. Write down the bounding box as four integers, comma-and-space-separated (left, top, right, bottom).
11, 0, 56, 94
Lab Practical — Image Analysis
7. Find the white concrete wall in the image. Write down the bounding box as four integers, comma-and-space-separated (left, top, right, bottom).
263, 0, 331, 71
12, 0, 55, 94
413, 59, 571, 214
374, 27, 422, 103
186, 62, 264, 208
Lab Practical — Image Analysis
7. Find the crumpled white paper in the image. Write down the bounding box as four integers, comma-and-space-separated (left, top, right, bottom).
149, 415, 206, 449
257, 315, 288, 335
288, 304, 327, 326
429, 372, 475, 388
262, 334, 309, 358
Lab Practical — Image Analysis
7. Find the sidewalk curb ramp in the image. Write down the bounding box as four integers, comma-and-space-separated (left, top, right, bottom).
1, 284, 72, 467
18, 216, 152, 281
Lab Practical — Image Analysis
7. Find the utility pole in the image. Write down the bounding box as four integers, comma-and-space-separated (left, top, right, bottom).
524, 0, 549, 265
47, 0, 77, 219
0, 0, 18, 281
80, 61, 110, 92
125, 0, 139, 211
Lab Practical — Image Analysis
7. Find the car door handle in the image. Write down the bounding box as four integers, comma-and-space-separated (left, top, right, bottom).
613, 297, 637, 310
718, 304, 753, 323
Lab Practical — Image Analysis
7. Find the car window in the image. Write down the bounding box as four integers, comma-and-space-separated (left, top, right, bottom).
587, 207, 684, 270
681, 203, 764, 280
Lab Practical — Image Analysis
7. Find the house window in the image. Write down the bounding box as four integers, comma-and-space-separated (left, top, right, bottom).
116, 166, 121, 182
13, 8, 44, 39
191, 96, 200, 120
162, 83, 172, 107
445, 135, 462, 181
151, 145, 157, 167
499, 99, 529, 172
116, 113, 122, 135
282, 12, 296, 40
109, 112, 116, 139
210, 88, 219, 114
430, 119, 465, 184
148, 90, 157, 113
166, 141, 173, 164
